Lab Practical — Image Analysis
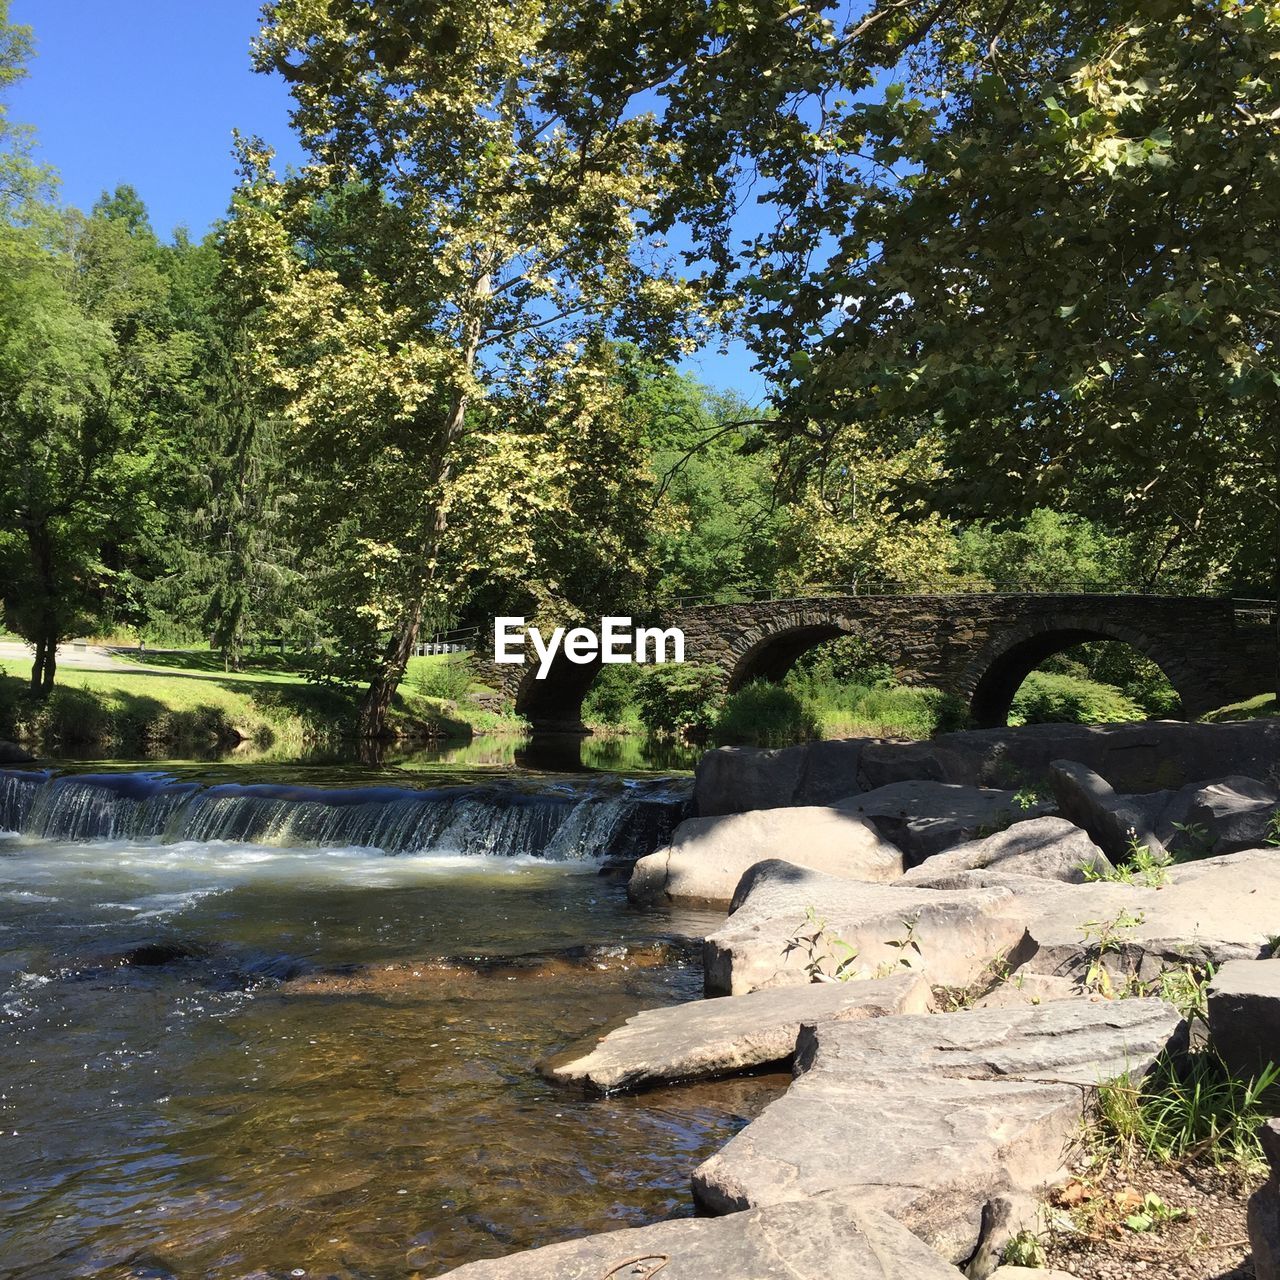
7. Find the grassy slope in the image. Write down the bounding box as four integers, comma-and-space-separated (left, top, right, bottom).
1199, 692, 1279, 722
0, 652, 521, 752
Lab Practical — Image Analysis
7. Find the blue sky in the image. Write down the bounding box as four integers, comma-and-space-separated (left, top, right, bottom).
9, 0, 766, 401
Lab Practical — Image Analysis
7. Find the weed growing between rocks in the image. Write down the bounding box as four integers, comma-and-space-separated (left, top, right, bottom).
1089, 1050, 1280, 1170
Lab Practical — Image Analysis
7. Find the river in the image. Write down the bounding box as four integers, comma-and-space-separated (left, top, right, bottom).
0, 745, 784, 1279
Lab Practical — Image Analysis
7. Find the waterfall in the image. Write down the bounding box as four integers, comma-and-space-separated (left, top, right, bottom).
0, 769, 687, 861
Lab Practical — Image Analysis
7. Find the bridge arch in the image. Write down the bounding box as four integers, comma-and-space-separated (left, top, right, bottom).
723, 607, 870, 691
958, 614, 1197, 729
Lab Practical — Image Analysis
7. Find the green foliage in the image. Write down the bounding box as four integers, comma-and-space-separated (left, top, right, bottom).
1080, 841, 1172, 888
713, 681, 818, 747
412, 656, 473, 704
634, 664, 722, 737
782, 907, 860, 983
580, 663, 643, 730
1011, 671, 1146, 726
956, 509, 1136, 590
1000, 1230, 1047, 1268
1091, 1051, 1280, 1170
1079, 909, 1145, 998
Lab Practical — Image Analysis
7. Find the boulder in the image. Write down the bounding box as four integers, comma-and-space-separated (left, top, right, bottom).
1207, 958, 1280, 1081
1049, 760, 1166, 863
691, 998, 1182, 1265
692, 739, 865, 816
434, 1200, 967, 1279
901, 817, 1111, 885
542, 970, 931, 1093
703, 860, 1028, 996
838, 781, 1051, 865
913, 850, 1280, 986
858, 719, 1280, 793
1251, 1119, 1280, 1280
0, 742, 34, 764
1184, 777, 1279, 854
628, 806, 902, 907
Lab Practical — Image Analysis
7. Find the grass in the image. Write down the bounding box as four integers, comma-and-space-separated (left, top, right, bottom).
1200, 692, 1279, 722
1090, 1050, 1280, 1171
0, 650, 520, 753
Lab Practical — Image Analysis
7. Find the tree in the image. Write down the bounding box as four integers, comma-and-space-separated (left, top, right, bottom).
230, 0, 711, 735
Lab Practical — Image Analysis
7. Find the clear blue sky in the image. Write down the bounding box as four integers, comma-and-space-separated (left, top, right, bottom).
9, 0, 766, 401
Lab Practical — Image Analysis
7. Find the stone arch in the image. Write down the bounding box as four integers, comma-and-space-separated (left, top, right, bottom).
958, 613, 1197, 729
723, 606, 872, 692
510, 654, 604, 732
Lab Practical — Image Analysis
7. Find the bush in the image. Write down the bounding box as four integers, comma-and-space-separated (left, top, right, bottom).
713, 681, 819, 746
412, 656, 473, 703
581, 664, 642, 729
635, 664, 722, 737
1010, 671, 1145, 726
783, 671, 968, 739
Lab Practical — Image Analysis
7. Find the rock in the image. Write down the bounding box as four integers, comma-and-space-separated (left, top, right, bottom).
1049, 760, 1166, 863
691, 998, 1183, 1265
1250, 1119, 1280, 1280
838, 781, 1051, 865
434, 1200, 967, 1279
901, 817, 1112, 885
972, 972, 1086, 1010
629, 806, 902, 907
0, 741, 34, 764
693, 744, 808, 816
703, 859, 1028, 996
915, 849, 1280, 986
1207, 958, 1280, 1081
858, 719, 1280, 794
1184, 777, 1279, 854
541, 970, 932, 1093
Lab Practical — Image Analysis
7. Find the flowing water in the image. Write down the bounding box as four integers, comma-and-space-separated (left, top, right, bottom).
0, 764, 785, 1280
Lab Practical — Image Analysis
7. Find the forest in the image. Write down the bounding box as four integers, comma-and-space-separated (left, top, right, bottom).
1, 0, 1277, 747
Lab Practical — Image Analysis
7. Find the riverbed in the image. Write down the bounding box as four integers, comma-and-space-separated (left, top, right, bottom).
0, 755, 782, 1279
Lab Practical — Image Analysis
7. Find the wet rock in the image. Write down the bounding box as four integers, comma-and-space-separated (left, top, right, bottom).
542, 970, 931, 1093
1049, 760, 1166, 863
1250, 1119, 1280, 1280
434, 1200, 967, 1279
1207, 957, 1280, 1081
703, 859, 1027, 996
628, 806, 902, 908
901, 817, 1111, 885
691, 998, 1183, 1265
839, 781, 1051, 865
111, 941, 211, 967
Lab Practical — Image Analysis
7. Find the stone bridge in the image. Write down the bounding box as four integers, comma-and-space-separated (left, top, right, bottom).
471, 593, 1276, 733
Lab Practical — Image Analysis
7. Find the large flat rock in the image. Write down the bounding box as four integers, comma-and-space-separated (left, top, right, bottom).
1049, 760, 1167, 862
628, 805, 901, 908
693, 739, 865, 816
913, 849, 1280, 984
434, 1200, 966, 1279
703, 859, 1026, 995
901, 816, 1111, 884
542, 971, 931, 1093
692, 998, 1182, 1265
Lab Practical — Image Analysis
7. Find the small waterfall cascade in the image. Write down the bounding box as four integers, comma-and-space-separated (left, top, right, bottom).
0, 769, 688, 861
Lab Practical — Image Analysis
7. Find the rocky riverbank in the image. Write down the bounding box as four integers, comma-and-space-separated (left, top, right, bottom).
440, 718, 1280, 1279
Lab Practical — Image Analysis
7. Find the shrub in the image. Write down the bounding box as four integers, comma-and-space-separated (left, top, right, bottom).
1010, 671, 1145, 726
581, 664, 642, 728
412, 656, 473, 703
713, 681, 818, 747
635, 664, 722, 737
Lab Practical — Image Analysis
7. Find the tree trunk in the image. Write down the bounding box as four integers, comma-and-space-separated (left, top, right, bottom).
355, 267, 490, 739
41, 632, 56, 696
1274, 438, 1279, 702
29, 637, 46, 697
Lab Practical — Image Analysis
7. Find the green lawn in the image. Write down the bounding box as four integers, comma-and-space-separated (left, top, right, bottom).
1199, 692, 1279, 722
0, 650, 512, 753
